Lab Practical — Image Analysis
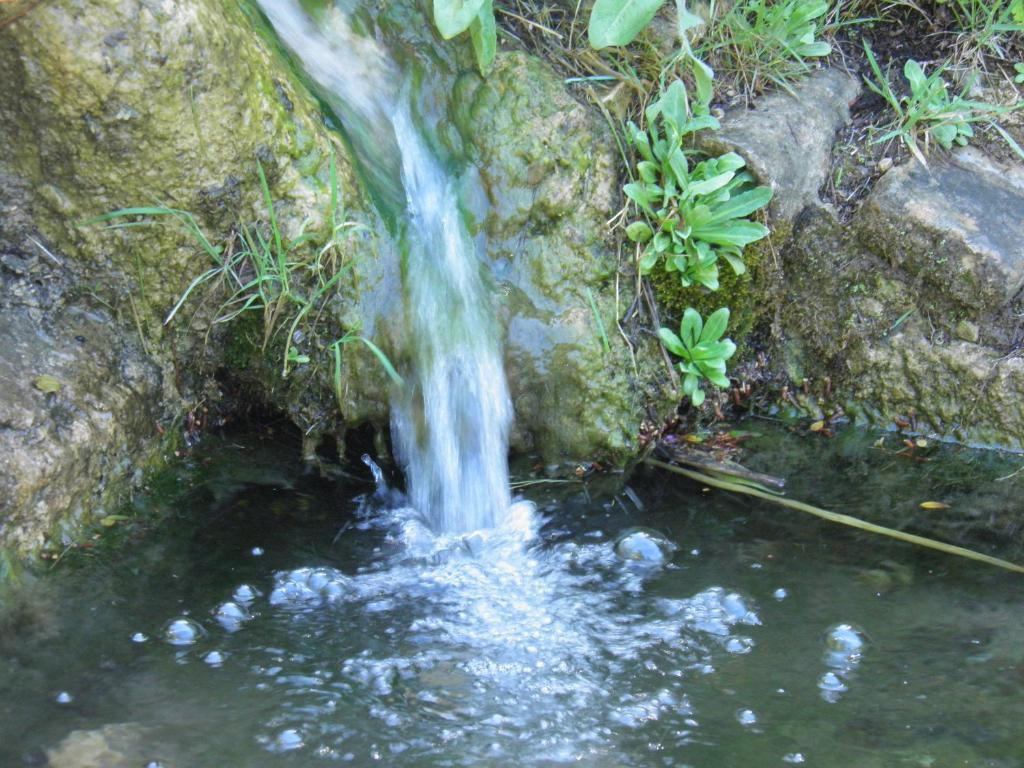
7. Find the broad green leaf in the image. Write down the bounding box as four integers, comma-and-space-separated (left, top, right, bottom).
692, 261, 719, 290
690, 56, 715, 106
712, 152, 746, 174
624, 182, 656, 214
680, 307, 703, 348
637, 160, 659, 183
700, 307, 730, 344
690, 387, 706, 407
434, 0, 487, 39
675, 0, 704, 34
658, 327, 687, 357
626, 221, 654, 243
629, 123, 654, 161
693, 219, 769, 247
469, 2, 497, 76
704, 368, 731, 389
704, 186, 773, 225
657, 80, 691, 130
639, 248, 660, 273
800, 41, 832, 58
904, 59, 927, 94
588, 0, 666, 48
720, 251, 747, 275
689, 170, 735, 196
683, 373, 698, 396
666, 147, 690, 188
930, 122, 957, 149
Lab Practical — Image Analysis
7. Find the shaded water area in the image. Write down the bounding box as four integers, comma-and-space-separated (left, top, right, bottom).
2, 424, 1023, 767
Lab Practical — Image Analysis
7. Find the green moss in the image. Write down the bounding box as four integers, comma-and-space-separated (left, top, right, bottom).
649, 223, 784, 358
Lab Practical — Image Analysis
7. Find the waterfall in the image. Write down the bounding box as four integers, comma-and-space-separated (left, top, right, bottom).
256, 1, 512, 532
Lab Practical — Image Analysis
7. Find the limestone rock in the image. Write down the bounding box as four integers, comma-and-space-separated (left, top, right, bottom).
856, 147, 1024, 312
695, 69, 860, 223
452, 52, 670, 460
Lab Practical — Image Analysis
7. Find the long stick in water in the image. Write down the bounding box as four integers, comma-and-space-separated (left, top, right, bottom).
644, 457, 1024, 574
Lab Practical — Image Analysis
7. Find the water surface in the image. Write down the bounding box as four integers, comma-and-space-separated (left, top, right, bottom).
2, 426, 1022, 767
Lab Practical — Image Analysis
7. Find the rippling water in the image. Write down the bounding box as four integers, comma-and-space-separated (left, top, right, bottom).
3, 430, 1024, 767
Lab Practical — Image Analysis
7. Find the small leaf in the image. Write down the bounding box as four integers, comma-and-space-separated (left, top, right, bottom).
690, 387, 706, 407
588, 0, 666, 48
700, 307, 730, 344
469, 2, 497, 76
626, 221, 654, 243
680, 307, 703, 348
433, 0, 488, 39
809, 420, 825, 432
34, 374, 61, 394
100, 514, 130, 527
658, 327, 687, 357
919, 501, 950, 511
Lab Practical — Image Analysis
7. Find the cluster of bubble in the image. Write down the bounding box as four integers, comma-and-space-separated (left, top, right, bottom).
818, 623, 868, 703
221, 500, 777, 762
136, 488, 792, 764
269, 568, 351, 610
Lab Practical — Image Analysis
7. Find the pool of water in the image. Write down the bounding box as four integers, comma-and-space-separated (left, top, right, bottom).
2, 425, 1023, 767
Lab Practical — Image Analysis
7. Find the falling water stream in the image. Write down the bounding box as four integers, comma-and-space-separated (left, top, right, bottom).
256, 0, 512, 533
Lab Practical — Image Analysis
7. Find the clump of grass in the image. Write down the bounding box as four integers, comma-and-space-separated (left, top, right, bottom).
92, 157, 401, 391
939, 0, 1024, 74
863, 39, 1024, 165
697, 0, 835, 99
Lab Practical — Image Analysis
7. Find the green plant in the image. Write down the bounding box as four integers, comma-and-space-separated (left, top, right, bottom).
658, 307, 736, 406
863, 41, 1024, 165
698, 0, 834, 96
624, 80, 772, 291
937, 0, 1024, 69
329, 332, 405, 411
432, 0, 497, 75
93, 157, 401, 395
1014, 62, 1024, 83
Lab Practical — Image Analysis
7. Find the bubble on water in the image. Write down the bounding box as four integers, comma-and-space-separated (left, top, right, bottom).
55, 691, 73, 704
723, 593, 761, 625
213, 601, 251, 632
773, 588, 788, 600
232, 584, 262, 604
817, 671, 848, 703
131, 632, 148, 644
270, 567, 351, 610
725, 636, 756, 654
251, 547, 265, 557
736, 708, 757, 726
274, 728, 304, 752
162, 617, 205, 646
824, 623, 866, 669
783, 753, 807, 764
614, 528, 676, 566
204, 650, 227, 667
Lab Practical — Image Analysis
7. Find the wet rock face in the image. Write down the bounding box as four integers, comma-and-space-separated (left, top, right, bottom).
0, 0, 370, 558
0, 303, 164, 553
452, 52, 670, 460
